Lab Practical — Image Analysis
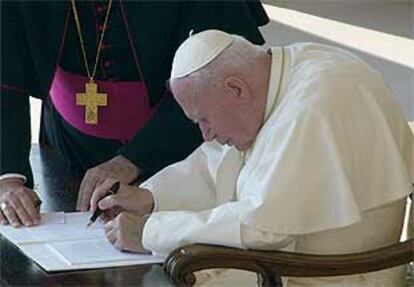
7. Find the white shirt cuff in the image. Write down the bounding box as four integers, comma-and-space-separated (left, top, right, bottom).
139, 182, 159, 212
0, 173, 27, 183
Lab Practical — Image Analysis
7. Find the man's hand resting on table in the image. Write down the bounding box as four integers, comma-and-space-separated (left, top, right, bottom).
0, 178, 41, 227
104, 212, 150, 253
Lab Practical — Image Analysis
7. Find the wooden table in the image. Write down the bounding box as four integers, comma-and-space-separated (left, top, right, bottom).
0, 145, 171, 286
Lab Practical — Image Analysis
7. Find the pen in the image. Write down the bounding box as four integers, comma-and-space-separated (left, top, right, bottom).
86, 181, 121, 228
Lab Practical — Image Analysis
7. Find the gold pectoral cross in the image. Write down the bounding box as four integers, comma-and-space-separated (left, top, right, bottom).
76, 81, 107, 125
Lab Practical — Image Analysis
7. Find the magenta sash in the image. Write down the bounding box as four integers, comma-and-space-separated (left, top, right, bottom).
50, 67, 153, 142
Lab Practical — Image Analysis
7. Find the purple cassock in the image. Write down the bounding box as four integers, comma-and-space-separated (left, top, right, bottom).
50, 67, 154, 143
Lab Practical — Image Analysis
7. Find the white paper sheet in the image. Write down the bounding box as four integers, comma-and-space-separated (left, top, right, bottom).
0, 213, 63, 244
49, 238, 160, 265
0, 212, 165, 271
40, 211, 65, 224
0, 212, 103, 244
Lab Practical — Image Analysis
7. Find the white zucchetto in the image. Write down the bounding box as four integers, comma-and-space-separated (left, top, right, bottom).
171, 30, 235, 79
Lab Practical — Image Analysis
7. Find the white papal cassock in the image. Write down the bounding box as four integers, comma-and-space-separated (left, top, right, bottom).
141, 43, 413, 286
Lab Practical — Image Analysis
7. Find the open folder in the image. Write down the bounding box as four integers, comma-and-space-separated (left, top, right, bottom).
0, 212, 165, 271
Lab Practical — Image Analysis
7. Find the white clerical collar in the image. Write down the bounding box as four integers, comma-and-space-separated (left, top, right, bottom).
263, 47, 285, 122
242, 47, 286, 162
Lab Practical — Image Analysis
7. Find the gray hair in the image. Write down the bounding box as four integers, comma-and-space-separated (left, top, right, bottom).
186, 35, 263, 93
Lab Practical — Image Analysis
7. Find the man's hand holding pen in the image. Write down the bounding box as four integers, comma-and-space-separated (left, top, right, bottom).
89, 178, 154, 253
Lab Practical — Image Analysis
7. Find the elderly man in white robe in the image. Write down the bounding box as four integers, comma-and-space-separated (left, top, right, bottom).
90, 30, 413, 286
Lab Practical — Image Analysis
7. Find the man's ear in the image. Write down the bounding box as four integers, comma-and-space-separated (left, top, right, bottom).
224, 76, 250, 100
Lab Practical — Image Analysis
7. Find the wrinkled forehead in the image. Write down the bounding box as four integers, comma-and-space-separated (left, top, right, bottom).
169, 77, 195, 100
169, 78, 205, 119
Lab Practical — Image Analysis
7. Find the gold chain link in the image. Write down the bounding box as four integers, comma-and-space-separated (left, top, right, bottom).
70, 0, 113, 81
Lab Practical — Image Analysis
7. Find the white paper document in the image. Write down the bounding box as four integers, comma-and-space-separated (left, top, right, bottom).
0, 212, 165, 271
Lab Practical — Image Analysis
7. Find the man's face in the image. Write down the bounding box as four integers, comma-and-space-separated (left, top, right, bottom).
171, 78, 259, 151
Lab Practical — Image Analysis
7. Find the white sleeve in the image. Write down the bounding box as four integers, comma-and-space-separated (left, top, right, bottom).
142, 199, 295, 255
240, 224, 296, 251
139, 143, 217, 212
